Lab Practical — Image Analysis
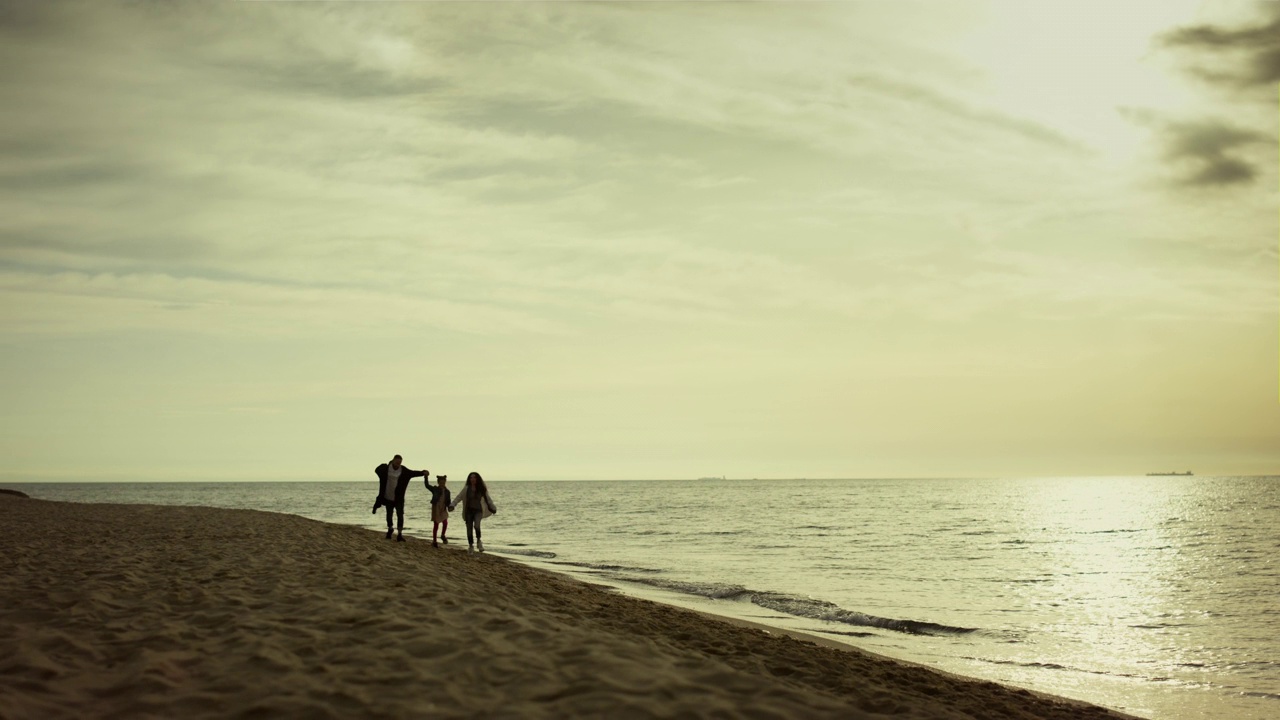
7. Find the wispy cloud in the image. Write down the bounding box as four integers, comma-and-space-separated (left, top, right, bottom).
0, 269, 569, 338
844, 72, 1084, 153
0, 0, 1120, 340
1160, 5, 1280, 89
0, 1, 1270, 338
1, 1, 1277, 479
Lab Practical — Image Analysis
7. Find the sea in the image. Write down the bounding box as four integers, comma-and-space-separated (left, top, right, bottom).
11, 476, 1278, 720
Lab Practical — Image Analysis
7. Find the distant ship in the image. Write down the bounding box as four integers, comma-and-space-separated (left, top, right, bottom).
1146, 471, 1193, 476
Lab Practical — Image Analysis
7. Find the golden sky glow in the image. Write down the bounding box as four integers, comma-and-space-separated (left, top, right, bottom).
0, 2, 1275, 480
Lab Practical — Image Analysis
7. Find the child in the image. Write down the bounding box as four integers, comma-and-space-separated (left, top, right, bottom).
448, 471, 497, 552
424, 475, 451, 548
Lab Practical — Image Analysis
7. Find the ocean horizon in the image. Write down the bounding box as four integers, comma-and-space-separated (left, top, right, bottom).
3, 473, 1257, 483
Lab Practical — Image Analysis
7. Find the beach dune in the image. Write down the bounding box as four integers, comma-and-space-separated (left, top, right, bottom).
0, 495, 1134, 719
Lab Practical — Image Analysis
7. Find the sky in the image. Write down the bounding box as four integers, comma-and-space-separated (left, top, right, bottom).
0, 1, 1276, 481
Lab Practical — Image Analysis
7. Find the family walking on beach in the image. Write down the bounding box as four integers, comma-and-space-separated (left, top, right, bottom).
373, 455, 497, 551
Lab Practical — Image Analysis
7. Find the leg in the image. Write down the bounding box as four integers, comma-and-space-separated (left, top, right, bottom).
384, 504, 394, 538
465, 512, 475, 547
395, 503, 405, 539
441, 519, 448, 543
432, 521, 440, 544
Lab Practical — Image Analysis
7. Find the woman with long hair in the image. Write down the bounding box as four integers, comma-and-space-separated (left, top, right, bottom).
449, 471, 497, 552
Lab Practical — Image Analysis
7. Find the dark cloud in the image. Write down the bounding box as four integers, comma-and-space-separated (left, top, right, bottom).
1145, 7, 1277, 190
1163, 121, 1268, 186
0, 1, 447, 102
0, 2, 72, 38
1183, 154, 1255, 186
1126, 111, 1269, 188
1160, 7, 1280, 88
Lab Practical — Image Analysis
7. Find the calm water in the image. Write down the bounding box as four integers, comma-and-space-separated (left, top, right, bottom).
14, 476, 1279, 719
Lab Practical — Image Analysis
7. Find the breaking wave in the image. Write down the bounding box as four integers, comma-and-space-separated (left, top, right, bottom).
495, 547, 557, 559
548, 560, 663, 574
606, 575, 978, 637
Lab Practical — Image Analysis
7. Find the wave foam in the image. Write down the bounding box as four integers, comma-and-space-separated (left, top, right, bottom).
607, 575, 978, 636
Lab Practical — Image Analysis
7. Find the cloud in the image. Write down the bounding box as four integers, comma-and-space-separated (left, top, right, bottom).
1121, 108, 1270, 188
1160, 6, 1280, 89
0, 0, 1267, 345
1160, 120, 1269, 187
0, 269, 570, 338
844, 73, 1084, 153
1144, 7, 1278, 191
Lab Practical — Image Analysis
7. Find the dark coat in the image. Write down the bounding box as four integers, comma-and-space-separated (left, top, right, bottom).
425, 481, 451, 508
373, 463, 427, 510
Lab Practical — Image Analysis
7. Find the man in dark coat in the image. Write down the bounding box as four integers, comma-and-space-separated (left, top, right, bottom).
372, 454, 428, 542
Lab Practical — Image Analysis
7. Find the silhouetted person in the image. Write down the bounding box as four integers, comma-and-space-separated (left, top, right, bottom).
372, 455, 428, 542
449, 471, 496, 552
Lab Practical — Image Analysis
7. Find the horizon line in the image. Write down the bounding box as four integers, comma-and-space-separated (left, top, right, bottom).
4, 473, 1273, 485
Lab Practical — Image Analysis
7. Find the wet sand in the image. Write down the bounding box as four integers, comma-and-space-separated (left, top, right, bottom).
0, 494, 1140, 719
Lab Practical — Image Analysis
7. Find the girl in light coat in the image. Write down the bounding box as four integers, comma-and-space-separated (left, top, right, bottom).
449, 471, 497, 552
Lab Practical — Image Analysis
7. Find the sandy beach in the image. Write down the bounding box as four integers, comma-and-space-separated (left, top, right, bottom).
0, 494, 1139, 720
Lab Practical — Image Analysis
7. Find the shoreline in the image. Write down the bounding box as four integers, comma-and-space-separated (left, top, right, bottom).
2, 495, 1139, 719
497, 553, 1146, 720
